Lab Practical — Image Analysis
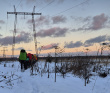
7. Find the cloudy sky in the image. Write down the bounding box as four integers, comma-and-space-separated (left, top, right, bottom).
0, 0, 110, 57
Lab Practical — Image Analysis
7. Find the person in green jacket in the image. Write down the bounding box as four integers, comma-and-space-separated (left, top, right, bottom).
19, 49, 27, 70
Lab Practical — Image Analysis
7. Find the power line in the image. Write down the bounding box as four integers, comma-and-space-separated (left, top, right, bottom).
34, 0, 41, 7
16, 0, 23, 9
26, 0, 42, 12
53, 0, 89, 16
37, 0, 54, 12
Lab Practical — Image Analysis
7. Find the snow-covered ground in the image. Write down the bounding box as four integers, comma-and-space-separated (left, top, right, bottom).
0, 61, 110, 93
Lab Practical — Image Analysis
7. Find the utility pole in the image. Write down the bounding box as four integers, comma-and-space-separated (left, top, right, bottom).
54, 45, 59, 82
7, 5, 17, 58
7, 6, 41, 57
1, 47, 8, 58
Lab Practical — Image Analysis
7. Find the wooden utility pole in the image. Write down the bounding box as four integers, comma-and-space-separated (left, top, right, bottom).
7, 6, 41, 57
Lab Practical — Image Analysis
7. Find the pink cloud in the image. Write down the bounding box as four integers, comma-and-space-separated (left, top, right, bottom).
71, 13, 109, 32
41, 43, 59, 50
90, 13, 108, 30
36, 27, 68, 37
52, 15, 67, 24
0, 31, 32, 45
27, 16, 50, 27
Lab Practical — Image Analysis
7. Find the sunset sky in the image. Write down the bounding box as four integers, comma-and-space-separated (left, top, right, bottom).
0, 0, 110, 57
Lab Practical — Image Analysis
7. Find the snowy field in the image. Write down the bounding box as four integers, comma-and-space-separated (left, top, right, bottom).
0, 61, 110, 93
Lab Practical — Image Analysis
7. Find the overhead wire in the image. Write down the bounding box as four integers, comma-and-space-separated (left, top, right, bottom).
52, 0, 89, 16
16, 0, 23, 9
37, 0, 54, 12
27, 0, 42, 12
34, 0, 42, 7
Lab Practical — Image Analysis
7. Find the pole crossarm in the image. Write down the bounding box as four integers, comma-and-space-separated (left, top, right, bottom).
7, 12, 41, 15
